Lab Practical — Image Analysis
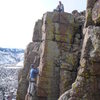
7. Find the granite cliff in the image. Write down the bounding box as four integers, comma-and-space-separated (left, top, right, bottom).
59, 0, 100, 100
17, 0, 100, 100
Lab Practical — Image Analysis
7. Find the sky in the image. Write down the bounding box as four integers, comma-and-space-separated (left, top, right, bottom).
0, 0, 87, 49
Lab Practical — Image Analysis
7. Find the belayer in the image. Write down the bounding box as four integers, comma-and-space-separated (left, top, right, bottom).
54, 1, 64, 12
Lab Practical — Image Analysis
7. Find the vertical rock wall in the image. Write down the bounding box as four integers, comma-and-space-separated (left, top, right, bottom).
38, 12, 85, 100
37, 12, 81, 100
59, 0, 100, 100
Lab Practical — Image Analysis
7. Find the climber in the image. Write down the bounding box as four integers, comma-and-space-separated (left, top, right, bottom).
25, 64, 39, 100
54, 1, 64, 12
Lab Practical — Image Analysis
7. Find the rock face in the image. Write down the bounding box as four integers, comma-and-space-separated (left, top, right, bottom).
59, 0, 100, 100
92, 0, 100, 25
85, 0, 100, 27
37, 12, 83, 100
17, 11, 85, 100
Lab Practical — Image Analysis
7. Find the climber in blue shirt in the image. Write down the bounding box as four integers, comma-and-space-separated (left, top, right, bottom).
30, 65, 39, 79
25, 64, 39, 100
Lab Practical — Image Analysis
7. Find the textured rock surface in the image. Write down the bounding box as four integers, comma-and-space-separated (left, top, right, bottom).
17, 11, 85, 100
85, 0, 100, 27
84, 0, 96, 27
39, 12, 76, 97
92, 0, 100, 25
38, 12, 85, 100
59, 0, 100, 100
17, 29, 42, 100
59, 26, 100, 100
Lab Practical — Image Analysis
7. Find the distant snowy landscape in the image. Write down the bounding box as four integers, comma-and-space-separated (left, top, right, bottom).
0, 47, 24, 100
0, 47, 24, 64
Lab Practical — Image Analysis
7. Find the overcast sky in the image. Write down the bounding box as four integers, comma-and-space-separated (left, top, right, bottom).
0, 0, 87, 49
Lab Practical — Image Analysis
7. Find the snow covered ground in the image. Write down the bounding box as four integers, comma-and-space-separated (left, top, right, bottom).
0, 64, 23, 100
0, 48, 24, 100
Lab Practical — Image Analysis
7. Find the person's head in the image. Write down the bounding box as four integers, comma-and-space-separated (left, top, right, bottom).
59, 1, 62, 5
30, 64, 37, 69
30, 64, 34, 68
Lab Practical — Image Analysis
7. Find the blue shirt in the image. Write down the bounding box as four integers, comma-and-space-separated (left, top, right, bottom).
30, 68, 39, 79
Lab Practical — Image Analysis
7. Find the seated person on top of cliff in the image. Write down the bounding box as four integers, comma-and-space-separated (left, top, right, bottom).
25, 64, 39, 100
54, 1, 64, 12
